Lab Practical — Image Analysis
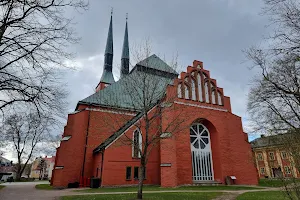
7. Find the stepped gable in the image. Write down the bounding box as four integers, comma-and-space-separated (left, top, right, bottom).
174, 60, 224, 106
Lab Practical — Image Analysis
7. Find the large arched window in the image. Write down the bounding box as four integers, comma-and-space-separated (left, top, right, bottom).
191, 78, 196, 101
197, 74, 203, 102
132, 129, 142, 158
190, 123, 213, 181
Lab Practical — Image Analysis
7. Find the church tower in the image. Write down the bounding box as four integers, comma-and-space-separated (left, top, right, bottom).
120, 14, 129, 78
96, 12, 115, 92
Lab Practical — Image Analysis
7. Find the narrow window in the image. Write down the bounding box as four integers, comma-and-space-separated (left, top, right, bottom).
211, 89, 216, 104
184, 84, 189, 99
269, 152, 275, 160
284, 166, 291, 174
191, 79, 196, 100
126, 167, 132, 180
257, 153, 263, 161
177, 84, 182, 98
197, 74, 203, 102
217, 91, 223, 105
281, 151, 287, 159
132, 129, 142, 158
260, 167, 265, 175
134, 167, 139, 180
205, 81, 210, 103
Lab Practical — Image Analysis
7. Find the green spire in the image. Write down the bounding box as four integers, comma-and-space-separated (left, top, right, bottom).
120, 14, 129, 78
100, 11, 115, 84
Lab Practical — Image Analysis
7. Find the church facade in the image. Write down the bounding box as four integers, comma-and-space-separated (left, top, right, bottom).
51, 14, 258, 188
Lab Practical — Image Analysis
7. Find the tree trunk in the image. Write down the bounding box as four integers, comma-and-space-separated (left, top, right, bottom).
137, 165, 145, 200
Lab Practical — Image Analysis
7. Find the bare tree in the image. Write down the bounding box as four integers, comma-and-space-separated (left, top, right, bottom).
247, 0, 300, 199
0, 0, 88, 116
96, 40, 198, 200
1, 112, 53, 181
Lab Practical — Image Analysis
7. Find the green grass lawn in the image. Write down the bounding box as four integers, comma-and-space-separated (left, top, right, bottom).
75, 185, 263, 193
35, 184, 53, 190
237, 191, 292, 200
0, 185, 5, 190
259, 179, 300, 187
61, 192, 222, 200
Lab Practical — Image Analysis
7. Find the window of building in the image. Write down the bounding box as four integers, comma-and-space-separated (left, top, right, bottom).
204, 81, 210, 103
184, 84, 189, 99
126, 166, 132, 180
197, 74, 203, 102
269, 152, 275, 160
191, 79, 196, 101
133, 166, 146, 180
284, 166, 291, 174
257, 153, 263, 161
281, 151, 287, 159
134, 167, 139, 180
260, 167, 265, 174
177, 84, 182, 98
132, 129, 142, 158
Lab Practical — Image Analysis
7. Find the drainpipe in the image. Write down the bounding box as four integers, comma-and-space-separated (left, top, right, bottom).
100, 150, 105, 186
82, 107, 91, 178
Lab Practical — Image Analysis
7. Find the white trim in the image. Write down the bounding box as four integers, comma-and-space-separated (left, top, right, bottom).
86, 108, 135, 116
160, 163, 172, 167
55, 166, 64, 169
61, 136, 71, 141
174, 101, 228, 112
104, 105, 157, 150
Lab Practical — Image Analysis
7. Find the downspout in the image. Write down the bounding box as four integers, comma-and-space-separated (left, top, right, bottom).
100, 150, 105, 186
82, 107, 91, 177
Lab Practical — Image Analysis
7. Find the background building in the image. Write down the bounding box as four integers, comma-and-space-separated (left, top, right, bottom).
251, 134, 300, 178
31, 156, 55, 180
0, 156, 15, 182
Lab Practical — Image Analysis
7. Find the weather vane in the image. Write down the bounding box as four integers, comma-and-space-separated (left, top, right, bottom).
126, 13, 128, 21
111, 7, 113, 16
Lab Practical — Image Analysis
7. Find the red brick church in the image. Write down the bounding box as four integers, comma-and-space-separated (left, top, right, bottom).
51, 14, 258, 188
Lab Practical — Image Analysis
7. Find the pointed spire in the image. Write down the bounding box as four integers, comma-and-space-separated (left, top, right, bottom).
99, 10, 115, 88
120, 13, 130, 78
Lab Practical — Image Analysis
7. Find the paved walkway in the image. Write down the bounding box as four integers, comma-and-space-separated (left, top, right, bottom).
0, 181, 282, 200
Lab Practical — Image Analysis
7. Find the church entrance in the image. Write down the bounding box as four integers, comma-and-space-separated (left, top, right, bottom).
190, 123, 214, 182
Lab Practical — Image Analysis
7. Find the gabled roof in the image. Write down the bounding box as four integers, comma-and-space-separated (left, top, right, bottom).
136, 54, 178, 75
78, 55, 176, 110
251, 134, 288, 148
93, 111, 145, 153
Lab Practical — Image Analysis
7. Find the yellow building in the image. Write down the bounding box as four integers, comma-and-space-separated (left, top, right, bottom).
251, 134, 299, 178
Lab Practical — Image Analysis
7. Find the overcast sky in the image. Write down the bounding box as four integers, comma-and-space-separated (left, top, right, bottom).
4, 0, 272, 161
64, 0, 270, 133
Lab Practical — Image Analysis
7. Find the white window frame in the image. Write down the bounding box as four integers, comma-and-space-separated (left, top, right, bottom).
132, 129, 142, 158
260, 167, 265, 174
269, 152, 275, 160
281, 151, 287, 159
177, 84, 182, 98
257, 153, 263, 161
284, 166, 291, 174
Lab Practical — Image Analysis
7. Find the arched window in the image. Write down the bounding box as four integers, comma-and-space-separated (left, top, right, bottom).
184, 84, 189, 99
190, 123, 213, 181
191, 79, 196, 100
217, 91, 223, 106
177, 84, 182, 98
204, 81, 210, 103
132, 129, 142, 158
197, 74, 203, 102
211, 90, 216, 104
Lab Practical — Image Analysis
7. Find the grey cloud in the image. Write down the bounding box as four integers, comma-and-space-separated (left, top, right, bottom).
62, 0, 270, 134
